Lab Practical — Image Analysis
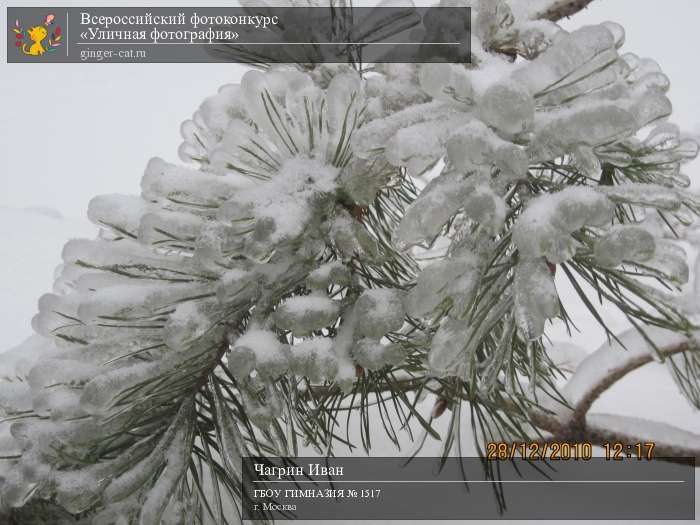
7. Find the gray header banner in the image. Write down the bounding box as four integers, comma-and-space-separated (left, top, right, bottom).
242, 456, 696, 520
7, 6, 471, 63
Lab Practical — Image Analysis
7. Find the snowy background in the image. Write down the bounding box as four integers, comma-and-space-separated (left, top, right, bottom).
1, 0, 699, 523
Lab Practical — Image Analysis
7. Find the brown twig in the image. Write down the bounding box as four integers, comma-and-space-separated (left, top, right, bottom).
568, 339, 698, 427
517, 336, 700, 460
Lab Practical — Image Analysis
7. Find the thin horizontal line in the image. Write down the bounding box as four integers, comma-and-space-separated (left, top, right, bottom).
253, 480, 685, 484
74, 42, 461, 45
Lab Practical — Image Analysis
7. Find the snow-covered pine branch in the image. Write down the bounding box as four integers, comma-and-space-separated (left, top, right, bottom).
2, 0, 700, 522
517, 328, 700, 458
544, 327, 699, 426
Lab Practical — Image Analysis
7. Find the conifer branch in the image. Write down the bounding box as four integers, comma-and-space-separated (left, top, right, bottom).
515, 336, 700, 460
566, 338, 699, 427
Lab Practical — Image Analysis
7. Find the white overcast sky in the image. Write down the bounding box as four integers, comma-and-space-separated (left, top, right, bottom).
1, 0, 699, 219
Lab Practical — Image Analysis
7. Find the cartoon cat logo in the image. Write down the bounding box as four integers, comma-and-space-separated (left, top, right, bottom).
13, 14, 62, 56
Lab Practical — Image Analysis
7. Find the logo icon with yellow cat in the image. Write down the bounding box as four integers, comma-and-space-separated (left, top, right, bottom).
13, 14, 62, 56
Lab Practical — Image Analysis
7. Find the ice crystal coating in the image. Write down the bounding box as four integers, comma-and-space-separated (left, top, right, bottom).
354, 289, 406, 339
289, 337, 338, 382
478, 79, 534, 136
232, 328, 291, 379
513, 259, 560, 340
352, 339, 404, 371
405, 250, 481, 318
428, 317, 470, 377
307, 261, 351, 290
513, 187, 614, 263
594, 225, 656, 268
274, 295, 340, 334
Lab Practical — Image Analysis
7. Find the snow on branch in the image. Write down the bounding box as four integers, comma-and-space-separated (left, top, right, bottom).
518, 0, 598, 21
548, 327, 699, 426
586, 413, 700, 459
519, 328, 700, 460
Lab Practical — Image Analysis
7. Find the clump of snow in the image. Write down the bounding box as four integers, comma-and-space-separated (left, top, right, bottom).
514, 259, 560, 340
418, 63, 474, 106
393, 170, 470, 250
218, 158, 338, 245
354, 289, 405, 339
405, 251, 481, 318
142, 157, 252, 207
428, 317, 470, 377
647, 239, 690, 284
513, 186, 614, 263
76, 281, 212, 323
544, 340, 587, 373
274, 294, 340, 334
352, 338, 403, 371
446, 120, 528, 182
216, 269, 250, 304
594, 224, 655, 267
478, 79, 534, 136
88, 194, 150, 237
307, 261, 351, 290
164, 299, 223, 352
231, 327, 290, 379
290, 337, 338, 382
